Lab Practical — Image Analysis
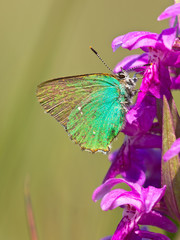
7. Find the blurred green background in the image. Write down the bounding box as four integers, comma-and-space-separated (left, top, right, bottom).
0, 0, 177, 239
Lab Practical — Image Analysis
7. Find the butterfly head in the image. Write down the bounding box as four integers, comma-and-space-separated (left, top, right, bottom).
116, 68, 138, 89
116, 68, 129, 80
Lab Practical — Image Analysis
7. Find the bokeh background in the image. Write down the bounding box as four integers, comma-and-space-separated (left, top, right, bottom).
0, 0, 178, 239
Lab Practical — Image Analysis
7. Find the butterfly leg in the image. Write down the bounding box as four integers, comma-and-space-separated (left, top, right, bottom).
121, 103, 129, 113
132, 89, 140, 96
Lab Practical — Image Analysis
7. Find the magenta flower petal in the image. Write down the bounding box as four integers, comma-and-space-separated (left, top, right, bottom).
104, 144, 146, 185
141, 185, 166, 212
99, 189, 127, 209
93, 178, 165, 213
104, 132, 161, 184
158, 3, 180, 21
113, 53, 148, 73
112, 217, 139, 240
101, 191, 142, 211
163, 138, 180, 161
157, 27, 177, 50
138, 230, 171, 240
161, 51, 180, 68
140, 62, 171, 99
143, 149, 161, 188
139, 211, 177, 232
170, 16, 177, 28
112, 33, 127, 52
120, 164, 146, 186
112, 31, 158, 51
133, 134, 162, 149
92, 178, 141, 202
123, 94, 156, 135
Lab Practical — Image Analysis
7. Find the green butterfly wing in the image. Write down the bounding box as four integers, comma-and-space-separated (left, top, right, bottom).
36, 73, 127, 152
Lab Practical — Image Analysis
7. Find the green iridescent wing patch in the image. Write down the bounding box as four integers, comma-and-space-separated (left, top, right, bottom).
36, 73, 127, 152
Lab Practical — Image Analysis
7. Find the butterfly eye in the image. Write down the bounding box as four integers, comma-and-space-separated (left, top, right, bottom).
117, 72, 125, 79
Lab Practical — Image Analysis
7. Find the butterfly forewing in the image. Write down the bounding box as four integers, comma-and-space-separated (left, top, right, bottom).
37, 76, 89, 126
36, 73, 127, 152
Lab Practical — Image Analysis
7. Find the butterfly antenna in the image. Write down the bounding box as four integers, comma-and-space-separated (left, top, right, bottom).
126, 63, 151, 73
90, 46, 113, 73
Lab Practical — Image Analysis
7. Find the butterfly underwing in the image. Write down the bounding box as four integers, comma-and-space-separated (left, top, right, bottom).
36, 70, 137, 153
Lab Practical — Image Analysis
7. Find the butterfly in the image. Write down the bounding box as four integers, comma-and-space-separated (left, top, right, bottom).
36, 69, 138, 153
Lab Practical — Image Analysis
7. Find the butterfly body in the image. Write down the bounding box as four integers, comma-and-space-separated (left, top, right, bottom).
37, 71, 137, 152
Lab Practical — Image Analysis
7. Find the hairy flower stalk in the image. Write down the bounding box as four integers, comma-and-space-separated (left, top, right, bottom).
93, 2, 180, 239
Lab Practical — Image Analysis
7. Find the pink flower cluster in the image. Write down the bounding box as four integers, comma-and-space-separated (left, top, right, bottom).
93, 3, 180, 240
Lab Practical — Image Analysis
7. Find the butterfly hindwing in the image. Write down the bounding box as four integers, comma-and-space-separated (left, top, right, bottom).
36, 73, 127, 152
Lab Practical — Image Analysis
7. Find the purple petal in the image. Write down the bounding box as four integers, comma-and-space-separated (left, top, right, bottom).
112, 34, 126, 52
120, 163, 146, 186
112, 32, 158, 51
112, 217, 139, 240
104, 134, 161, 184
140, 63, 171, 99
157, 27, 177, 50
158, 3, 180, 21
113, 54, 148, 73
169, 16, 177, 28
133, 133, 162, 149
103, 143, 129, 182
138, 230, 171, 240
123, 94, 156, 135
138, 210, 177, 232
163, 50, 180, 68
124, 105, 155, 135
143, 149, 161, 188
92, 178, 141, 202
141, 185, 166, 212
104, 138, 145, 184
163, 138, 180, 161
99, 188, 127, 209
121, 32, 158, 50
101, 191, 143, 211
105, 145, 146, 185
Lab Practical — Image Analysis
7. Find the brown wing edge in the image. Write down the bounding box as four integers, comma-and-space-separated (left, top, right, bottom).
36, 73, 116, 88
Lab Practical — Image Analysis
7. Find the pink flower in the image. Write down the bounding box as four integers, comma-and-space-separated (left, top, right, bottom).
93, 178, 177, 240
112, 27, 180, 99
